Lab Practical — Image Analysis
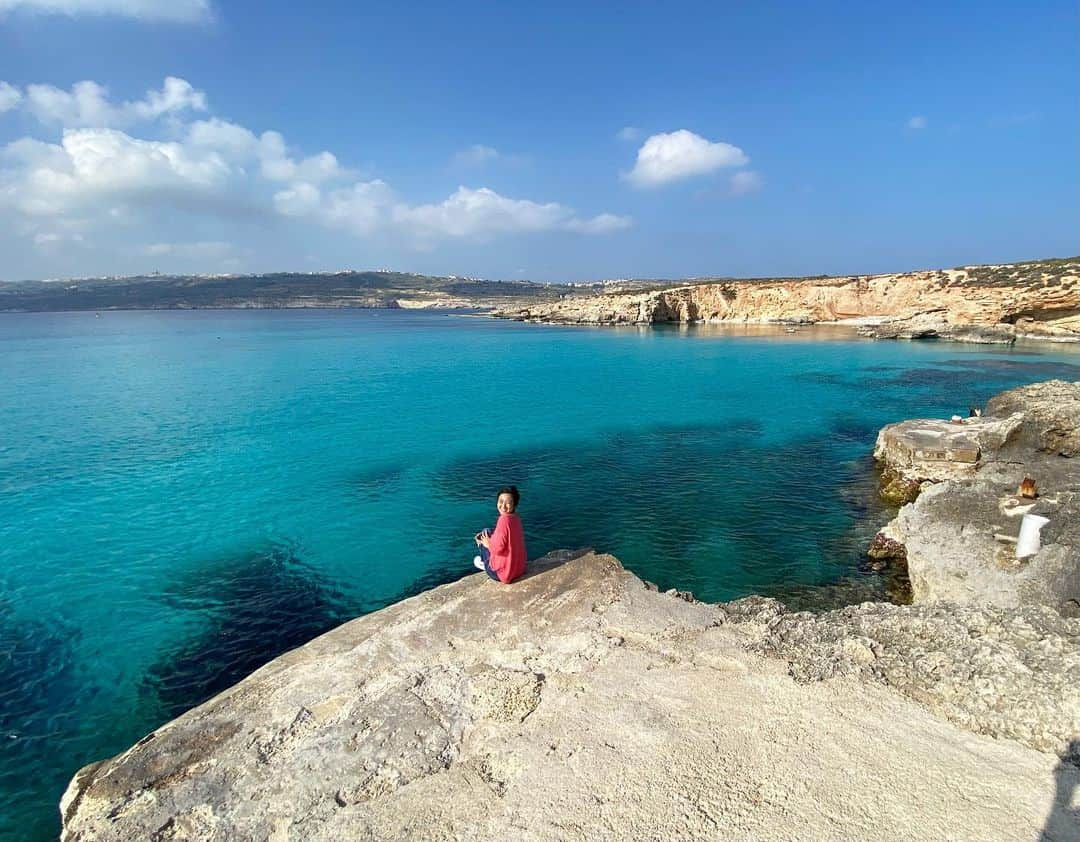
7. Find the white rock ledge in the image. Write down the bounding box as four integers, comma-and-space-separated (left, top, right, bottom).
61, 550, 1079, 842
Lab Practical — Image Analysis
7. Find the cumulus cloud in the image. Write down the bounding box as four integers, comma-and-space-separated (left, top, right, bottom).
730, 170, 763, 196
624, 129, 749, 188
906, 115, 927, 129
1, 75, 629, 253
275, 183, 630, 242
0, 81, 22, 113
0, 128, 234, 217
0, 0, 211, 22
616, 126, 640, 141
187, 119, 348, 183
395, 187, 629, 240
22, 77, 206, 127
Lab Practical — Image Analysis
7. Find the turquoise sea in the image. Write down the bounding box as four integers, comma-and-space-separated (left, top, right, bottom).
3, 309, 1080, 840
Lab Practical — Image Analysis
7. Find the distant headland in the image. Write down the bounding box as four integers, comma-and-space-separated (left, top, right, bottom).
497, 256, 1080, 344
0, 269, 676, 313
3, 257, 1078, 344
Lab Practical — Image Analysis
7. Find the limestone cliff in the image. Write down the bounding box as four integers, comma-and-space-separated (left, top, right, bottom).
499, 258, 1080, 343
61, 550, 1079, 841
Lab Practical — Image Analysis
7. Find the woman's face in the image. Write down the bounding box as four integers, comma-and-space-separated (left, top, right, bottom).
496, 493, 516, 515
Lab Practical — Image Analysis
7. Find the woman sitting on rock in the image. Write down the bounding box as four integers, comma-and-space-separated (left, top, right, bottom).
473, 486, 527, 583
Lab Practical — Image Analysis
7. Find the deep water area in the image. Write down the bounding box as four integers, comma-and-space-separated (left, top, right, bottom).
2, 309, 1079, 841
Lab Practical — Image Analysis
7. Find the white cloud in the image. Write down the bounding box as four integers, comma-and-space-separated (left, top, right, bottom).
616, 126, 640, 141
23, 77, 206, 127
453, 144, 500, 167
278, 183, 630, 242
624, 129, 749, 188
906, 115, 927, 130
300, 180, 394, 234
274, 181, 339, 220
133, 76, 207, 120
0, 0, 210, 22
1, 127, 232, 216
186, 119, 347, 183
393, 187, 628, 240
0, 81, 22, 113
565, 212, 633, 234
1, 75, 630, 254
730, 170, 762, 196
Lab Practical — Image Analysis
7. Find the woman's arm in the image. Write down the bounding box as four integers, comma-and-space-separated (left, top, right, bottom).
486, 516, 510, 554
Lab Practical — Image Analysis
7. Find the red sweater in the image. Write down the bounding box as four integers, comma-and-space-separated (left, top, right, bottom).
488, 513, 527, 583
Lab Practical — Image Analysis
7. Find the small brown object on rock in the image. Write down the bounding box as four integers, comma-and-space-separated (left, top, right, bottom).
868, 532, 907, 563
1019, 477, 1037, 499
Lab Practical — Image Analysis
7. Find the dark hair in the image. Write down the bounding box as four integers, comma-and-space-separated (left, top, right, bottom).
497, 485, 520, 510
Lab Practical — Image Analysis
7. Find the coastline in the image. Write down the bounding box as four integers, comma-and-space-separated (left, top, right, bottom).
3, 259, 1077, 347
491, 260, 1080, 344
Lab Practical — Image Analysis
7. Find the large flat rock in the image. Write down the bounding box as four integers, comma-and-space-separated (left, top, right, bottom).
874, 381, 1080, 611
873, 412, 1024, 500
62, 552, 1078, 842
893, 461, 1080, 613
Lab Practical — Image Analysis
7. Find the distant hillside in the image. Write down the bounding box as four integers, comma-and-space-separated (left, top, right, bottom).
4, 258, 1076, 314
0, 271, 575, 312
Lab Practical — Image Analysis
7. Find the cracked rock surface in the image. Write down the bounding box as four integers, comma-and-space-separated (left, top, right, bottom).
727, 596, 1080, 758
62, 552, 1078, 842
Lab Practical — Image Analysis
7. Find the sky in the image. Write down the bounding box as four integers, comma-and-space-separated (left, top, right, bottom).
0, 0, 1076, 282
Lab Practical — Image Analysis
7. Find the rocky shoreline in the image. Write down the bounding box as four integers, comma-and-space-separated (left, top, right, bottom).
59, 382, 1080, 841
495, 259, 1080, 344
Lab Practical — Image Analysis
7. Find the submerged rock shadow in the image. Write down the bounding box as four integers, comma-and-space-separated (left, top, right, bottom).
142, 543, 355, 722
0, 592, 81, 842
348, 461, 410, 502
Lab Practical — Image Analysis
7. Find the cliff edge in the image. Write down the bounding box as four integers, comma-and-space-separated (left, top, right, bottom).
61, 548, 1079, 841
498, 258, 1080, 343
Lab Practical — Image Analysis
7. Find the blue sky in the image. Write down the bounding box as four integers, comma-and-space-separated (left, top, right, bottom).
0, 0, 1076, 282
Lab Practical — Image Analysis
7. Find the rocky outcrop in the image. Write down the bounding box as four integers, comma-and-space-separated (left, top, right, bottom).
857, 311, 1019, 344
61, 551, 1079, 842
892, 464, 1080, 613
985, 380, 1080, 457
873, 381, 1080, 613
498, 259, 1080, 342
726, 596, 1080, 758
873, 412, 1025, 502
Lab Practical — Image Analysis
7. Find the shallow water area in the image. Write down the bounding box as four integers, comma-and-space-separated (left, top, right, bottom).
2, 309, 1079, 841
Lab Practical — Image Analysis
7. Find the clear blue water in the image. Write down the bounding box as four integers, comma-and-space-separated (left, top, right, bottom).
2, 309, 1079, 841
